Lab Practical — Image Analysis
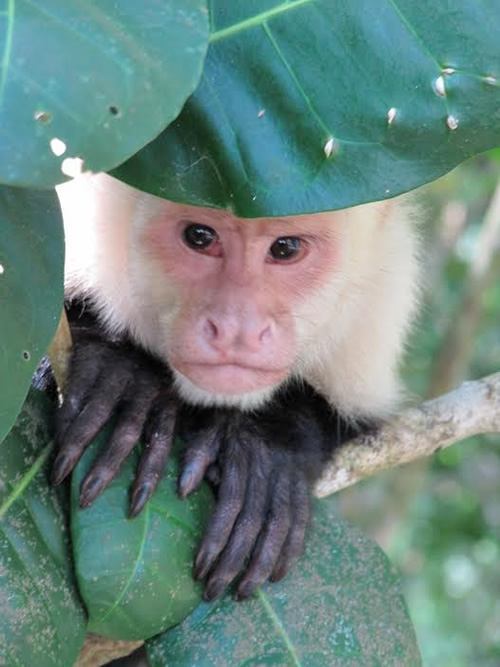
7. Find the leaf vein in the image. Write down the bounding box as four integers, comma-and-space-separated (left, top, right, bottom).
95, 503, 151, 624
0, 0, 15, 102
256, 589, 302, 666
0, 442, 52, 519
210, 0, 313, 43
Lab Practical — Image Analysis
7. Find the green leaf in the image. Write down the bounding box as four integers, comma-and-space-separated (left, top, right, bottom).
0, 391, 86, 667
116, 0, 500, 217
71, 436, 213, 640
0, 0, 209, 188
147, 498, 421, 667
0, 186, 63, 444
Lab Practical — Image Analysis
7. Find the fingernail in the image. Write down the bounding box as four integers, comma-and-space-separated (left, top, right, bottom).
270, 566, 286, 583
51, 454, 72, 486
235, 582, 256, 601
79, 475, 103, 508
129, 483, 152, 517
178, 467, 196, 498
203, 579, 225, 602
194, 549, 212, 580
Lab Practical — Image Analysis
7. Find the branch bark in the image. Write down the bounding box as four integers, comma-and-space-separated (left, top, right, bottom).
46, 309, 72, 392
315, 372, 500, 497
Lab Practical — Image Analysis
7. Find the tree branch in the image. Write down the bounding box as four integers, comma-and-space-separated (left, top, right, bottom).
315, 372, 500, 497
47, 309, 72, 392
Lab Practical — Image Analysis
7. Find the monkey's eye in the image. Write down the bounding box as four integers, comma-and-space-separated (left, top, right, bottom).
182, 224, 219, 251
268, 236, 303, 261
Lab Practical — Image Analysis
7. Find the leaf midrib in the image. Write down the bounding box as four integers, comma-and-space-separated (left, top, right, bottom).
0, 0, 15, 101
210, 0, 313, 43
256, 589, 302, 666
0, 442, 52, 519
95, 503, 151, 624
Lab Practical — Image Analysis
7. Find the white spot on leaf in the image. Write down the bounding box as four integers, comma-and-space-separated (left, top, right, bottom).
0, 264, 4, 275
433, 76, 446, 96
257, 109, 266, 118
50, 138, 67, 156
61, 157, 85, 178
387, 107, 397, 125
483, 75, 497, 85
442, 67, 456, 75
446, 115, 459, 130
324, 137, 336, 158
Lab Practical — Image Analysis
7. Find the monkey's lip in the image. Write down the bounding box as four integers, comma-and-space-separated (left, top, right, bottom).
174, 361, 287, 394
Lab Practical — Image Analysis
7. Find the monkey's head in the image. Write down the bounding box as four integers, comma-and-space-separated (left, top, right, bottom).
61, 173, 411, 416
137, 200, 341, 408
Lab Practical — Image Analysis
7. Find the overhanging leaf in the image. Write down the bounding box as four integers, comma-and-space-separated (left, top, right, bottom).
147, 498, 421, 666
116, 0, 500, 216
0, 391, 86, 667
0, 186, 63, 443
71, 436, 213, 640
0, 0, 209, 188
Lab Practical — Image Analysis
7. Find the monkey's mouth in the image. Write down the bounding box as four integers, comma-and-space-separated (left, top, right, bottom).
173, 361, 287, 396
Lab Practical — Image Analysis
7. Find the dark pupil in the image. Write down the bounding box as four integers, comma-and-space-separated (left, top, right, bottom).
270, 237, 301, 260
183, 224, 216, 249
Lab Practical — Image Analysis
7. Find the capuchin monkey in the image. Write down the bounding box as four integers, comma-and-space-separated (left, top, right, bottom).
52, 173, 419, 601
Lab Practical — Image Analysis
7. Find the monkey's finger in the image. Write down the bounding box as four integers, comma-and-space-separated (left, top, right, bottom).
203, 447, 270, 601
270, 474, 310, 583
79, 385, 159, 507
204, 463, 221, 487
129, 399, 177, 517
235, 470, 292, 600
55, 342, 108, 442
178, 427, 222, 498
51, 368, 133, 486
193, 443, 249, 582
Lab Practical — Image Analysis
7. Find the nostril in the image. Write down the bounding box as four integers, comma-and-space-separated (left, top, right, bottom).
259, 325, 272, 344
204, 318, 219, 340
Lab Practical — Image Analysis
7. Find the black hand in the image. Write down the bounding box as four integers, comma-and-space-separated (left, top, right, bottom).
51, 330, 177, 513
175, 383, 354, 601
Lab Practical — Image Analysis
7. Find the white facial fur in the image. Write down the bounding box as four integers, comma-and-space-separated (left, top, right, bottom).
57, 173, 419, 419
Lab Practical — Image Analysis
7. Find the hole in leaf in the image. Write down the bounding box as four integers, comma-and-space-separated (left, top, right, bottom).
109, 105, 120, 117
34, 110, 52, 124
22, 350, 31, 361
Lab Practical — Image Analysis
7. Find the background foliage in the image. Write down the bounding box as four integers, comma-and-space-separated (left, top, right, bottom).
340, 148, 500, 667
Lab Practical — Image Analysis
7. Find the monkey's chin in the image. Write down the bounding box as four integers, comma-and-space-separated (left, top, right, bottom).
172, 368, 282, 411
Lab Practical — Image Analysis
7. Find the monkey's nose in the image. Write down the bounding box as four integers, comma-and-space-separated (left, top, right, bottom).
203, 317, 272, 355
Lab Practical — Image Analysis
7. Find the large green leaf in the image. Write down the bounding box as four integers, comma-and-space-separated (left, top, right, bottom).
116, 0, 500, 217
71, 436, 213, 640
0, 392, 86, 667
147, 498, 421, 667
0, 186, 63, 444
0, 0, 209, 188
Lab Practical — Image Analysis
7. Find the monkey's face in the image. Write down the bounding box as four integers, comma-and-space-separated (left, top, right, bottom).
142, 203, 340, 408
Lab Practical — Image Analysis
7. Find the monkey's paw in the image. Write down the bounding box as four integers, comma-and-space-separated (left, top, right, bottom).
177, 410, 311, 602
52, 335, 178, 515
